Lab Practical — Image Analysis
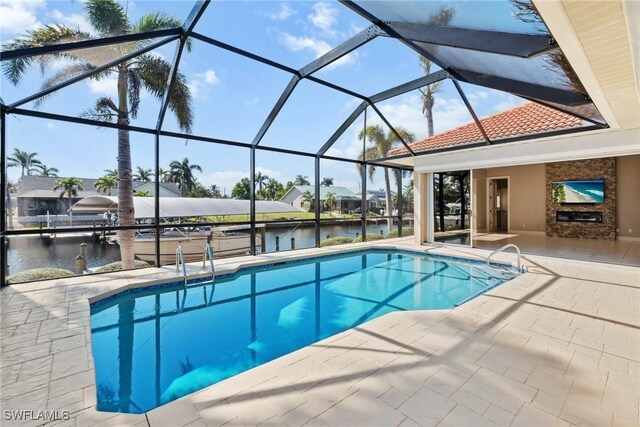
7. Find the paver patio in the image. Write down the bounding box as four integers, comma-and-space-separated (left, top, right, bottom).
1, 240, 638, 427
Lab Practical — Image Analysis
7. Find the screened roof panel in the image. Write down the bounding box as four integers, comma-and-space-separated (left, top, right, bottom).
161, 39, 293, 142
15, 39, 178, 129
259, 79, 360, 152
313, 36, 437, 97
193, 1, 371, 70
376, 79, 484, 151
351, 0, 547, 34
324, 107, 368, 160
1, 36, 177, 107
418, 43, 579, 94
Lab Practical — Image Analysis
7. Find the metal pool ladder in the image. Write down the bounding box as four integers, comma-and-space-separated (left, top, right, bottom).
203, 243, 215, 277
176, 245, 187, 286
486, 244, 522, 271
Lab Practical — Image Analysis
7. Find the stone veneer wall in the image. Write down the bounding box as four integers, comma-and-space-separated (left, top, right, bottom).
546, 158, 616, 240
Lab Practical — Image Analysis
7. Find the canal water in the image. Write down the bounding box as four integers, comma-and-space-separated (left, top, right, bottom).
6, 222, 409, 276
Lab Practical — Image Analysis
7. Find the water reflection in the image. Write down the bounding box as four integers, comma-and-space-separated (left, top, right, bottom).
90, 251, 514, 414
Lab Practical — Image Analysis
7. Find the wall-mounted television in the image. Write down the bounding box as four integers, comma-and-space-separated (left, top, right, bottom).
552, 179, 605, 204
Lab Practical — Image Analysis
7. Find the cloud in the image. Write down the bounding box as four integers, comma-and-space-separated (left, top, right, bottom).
47, 9, 92, 33
308, 2, 339, 37
87, 75, 118, 97
266, 3, 296, 21
377, 93, 475, 142
0, 0, 45, 34
198, 167, 283, 195
198, 170, 247, 195
280, 33, 357, 69
188, 69, 220, 100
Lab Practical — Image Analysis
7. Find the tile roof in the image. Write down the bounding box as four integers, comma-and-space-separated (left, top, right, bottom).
388, 102, 584, 156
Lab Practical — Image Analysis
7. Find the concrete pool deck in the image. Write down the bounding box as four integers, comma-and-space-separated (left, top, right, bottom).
1, 239, 638, 426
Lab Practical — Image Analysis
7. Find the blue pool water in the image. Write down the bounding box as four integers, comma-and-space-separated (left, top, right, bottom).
89, 249, 518, 413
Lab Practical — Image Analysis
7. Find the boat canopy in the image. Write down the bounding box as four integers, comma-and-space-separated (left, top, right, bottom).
69, 196, 300, 218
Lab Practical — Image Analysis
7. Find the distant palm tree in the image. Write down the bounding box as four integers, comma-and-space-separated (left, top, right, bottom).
321, 177, 334, 186
95, 175, 118, 196
3, 0, 193, 271
104, 169, 118, 179
37, 164, 59, 177
357, 125, 415, 231
53, 177, 84, 220
7, 149, 42, 176
231, 177, 251, 200
420, 5, 454, 137
324, 192, 336, 212
168, 158, 202, 196
254, 171, 269, 198
264, 178, 283, 201
294, 175, 311, 186
157, 167, 169, 182
133, 167, 152, 182
301, 190, 314, 212
209, 184, 222, 198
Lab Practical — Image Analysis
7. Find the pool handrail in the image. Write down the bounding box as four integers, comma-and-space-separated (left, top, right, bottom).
487, 244, 521, 271
176, 245, 187, 286
203, 243, 215, 277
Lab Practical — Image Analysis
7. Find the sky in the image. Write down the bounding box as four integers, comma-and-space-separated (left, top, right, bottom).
1, 0, 530, 196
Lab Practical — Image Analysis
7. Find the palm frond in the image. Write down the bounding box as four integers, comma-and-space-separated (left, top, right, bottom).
33, 63, 95, 107
135, 54, 193, 133
127, 69, 142, 119
85, 0, 129, 36
130, 12, 191, 51
81, 96, 118, 123
2, 25, 92, 85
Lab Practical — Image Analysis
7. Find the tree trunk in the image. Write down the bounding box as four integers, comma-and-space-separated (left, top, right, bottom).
117, 66, 136, 270
384, 168, 393, 233
427, 105, 435, 137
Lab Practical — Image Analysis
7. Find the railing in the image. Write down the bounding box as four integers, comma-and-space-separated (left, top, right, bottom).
486, 244, 522, 271
175, 245, 187, 286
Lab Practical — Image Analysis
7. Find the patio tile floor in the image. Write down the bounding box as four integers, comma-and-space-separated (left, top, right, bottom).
1, 239, 638, 426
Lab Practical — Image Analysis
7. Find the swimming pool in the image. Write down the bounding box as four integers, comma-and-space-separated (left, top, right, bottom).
89, 249, 519, 413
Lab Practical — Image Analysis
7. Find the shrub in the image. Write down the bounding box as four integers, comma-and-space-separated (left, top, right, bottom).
7, 268, 74, 284
95, 260, 151, 273
386, 227, 414, 239
353, 233, 386, 243
320, 237, 354, 247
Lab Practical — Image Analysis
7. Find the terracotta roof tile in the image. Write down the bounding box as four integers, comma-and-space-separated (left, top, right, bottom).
388, 102, 583, 156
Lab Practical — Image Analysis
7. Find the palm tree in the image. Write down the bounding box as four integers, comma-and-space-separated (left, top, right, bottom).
37, 164, 59, 177
7, 149, 42, 176
168, 158, 202, 196
321, 177, 334, 186
53, 177, 84, 221
419, 5, 454, 137
231, 177, 251, 200
157, 167, 170, 182
357, 125, 415, 231
264, 178, 283, 201
254, 171, 269, 198
133, 167, 152, 182
324, 192, 336, 212
294, 175, 311, 186
94, 175, 118, 196
301, 190, 314, 212
3, 0, 193, 270
209, 184, 222, 198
